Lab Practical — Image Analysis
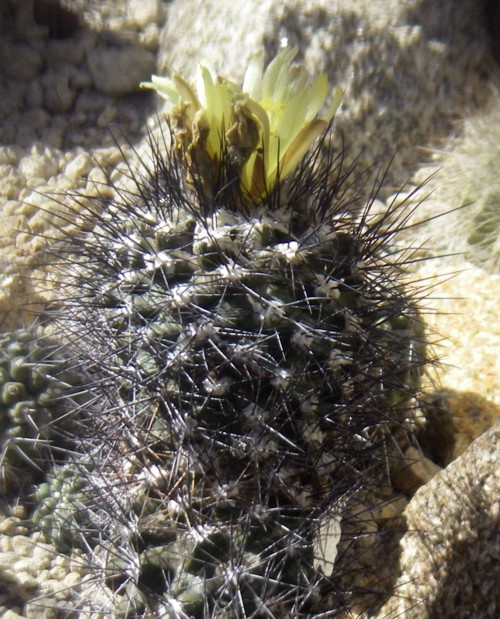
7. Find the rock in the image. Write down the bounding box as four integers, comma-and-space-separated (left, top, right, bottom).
392, 446, 443, 494
0, 41, 43, 81
63, 151, 93, 184
86, 46, 156, 96
159, 0, 275, 80
422, 390, 500, 466
127, 0, 164, 29
1, 610, 24, 619
139, 23, 160, 50
371, 425, 500, 618
42, 70, 76, 114
18, 146, 60, 182
45, 38, 85, 67
18, 109, 50, 133
412, 262, 500, 405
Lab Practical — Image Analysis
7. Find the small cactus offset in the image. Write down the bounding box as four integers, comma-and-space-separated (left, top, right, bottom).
37, 46, 430, 617
0, 327, 82, 492
33, 456, 107, 553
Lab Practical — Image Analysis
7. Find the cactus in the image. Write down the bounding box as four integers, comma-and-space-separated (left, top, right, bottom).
33, 458, 98, 552
0, 327, 82, 493
37, 47, 430, 617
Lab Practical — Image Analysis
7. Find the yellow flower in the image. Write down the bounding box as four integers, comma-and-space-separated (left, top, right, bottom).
141, 46, 342, 203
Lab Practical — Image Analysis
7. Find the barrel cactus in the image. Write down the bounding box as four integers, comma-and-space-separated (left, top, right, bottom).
39, 46, 430, 617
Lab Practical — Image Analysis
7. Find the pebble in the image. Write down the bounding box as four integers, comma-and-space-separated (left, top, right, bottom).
2, 610, 24, 619
19, 152, 58, 182
25, 81, 44, 110
127, 0, 164, 28
13, 558, 38, 576
19, 109, 50, 132
42, 71, 76, 114
31, 544, 54, 566
97, 105, 118, 129
64, 151, 93, 183
45, 39, 86, 67
0, 518, 28, 537
0, 534, 13, 552
0, 552, 17, 578
85, 173, 113, 199
69, 66, 93, 91
1, 168, 26, 200
24, 600, 60, 619
139, 23, 160, 50
392, 446, 442, 494
0, 43, 43, 81
12, 535, 35, 554
0, 146, 22, 166
63, 571, 81, 588
0, 506, 87, 614
13, 572, 39, 592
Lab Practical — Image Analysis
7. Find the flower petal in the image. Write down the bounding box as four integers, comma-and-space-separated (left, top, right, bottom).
140, 75, 180, 103
242, 53, 264, 100
172, 74, 200, 109
304, 73, 328, 122
142, 44, 343, 205
325, 85, 344, 121
262, 46, 298, 101
270, 119, 327, 184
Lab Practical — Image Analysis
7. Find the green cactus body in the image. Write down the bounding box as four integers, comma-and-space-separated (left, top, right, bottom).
40, 135, 428, 617
0, 328, 82, 492
34, 461, 93, 552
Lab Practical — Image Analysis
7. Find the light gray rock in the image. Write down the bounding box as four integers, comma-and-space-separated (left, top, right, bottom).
18, 146, 60, 182
127, 0, 165, 29
159, 0, 274, 80
86, 46, 157, 96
